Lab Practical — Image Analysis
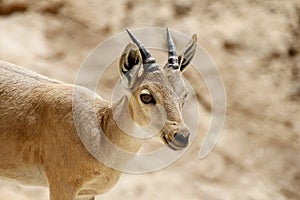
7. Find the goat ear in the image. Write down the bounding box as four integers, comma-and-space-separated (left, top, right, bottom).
178, 34, 197, 72
119, 43, 143, 88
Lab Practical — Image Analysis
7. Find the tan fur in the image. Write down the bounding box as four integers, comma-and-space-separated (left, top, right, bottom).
0, 61, 142, 200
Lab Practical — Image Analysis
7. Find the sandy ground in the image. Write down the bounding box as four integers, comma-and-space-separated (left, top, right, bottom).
0, 0, 299, 199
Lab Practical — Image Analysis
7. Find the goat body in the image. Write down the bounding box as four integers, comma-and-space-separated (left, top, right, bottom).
0, 61, 137, 200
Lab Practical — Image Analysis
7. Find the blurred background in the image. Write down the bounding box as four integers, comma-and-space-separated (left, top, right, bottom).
0, 0, 299, 199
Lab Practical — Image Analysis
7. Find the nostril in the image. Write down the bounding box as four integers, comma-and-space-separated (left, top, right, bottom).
174, 132, 190, 145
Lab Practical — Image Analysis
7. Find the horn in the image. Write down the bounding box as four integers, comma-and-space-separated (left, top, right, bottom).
166, 28, 179, 70
126, 29, 155, 64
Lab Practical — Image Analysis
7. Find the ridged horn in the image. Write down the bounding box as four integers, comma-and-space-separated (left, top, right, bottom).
126, 29, 155, 64
166, 28, 179, 70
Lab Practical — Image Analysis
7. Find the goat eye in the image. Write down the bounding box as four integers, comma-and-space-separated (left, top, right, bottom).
140, 94, 156, 104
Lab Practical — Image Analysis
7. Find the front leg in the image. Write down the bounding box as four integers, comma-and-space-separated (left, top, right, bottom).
48, 181, 78, 200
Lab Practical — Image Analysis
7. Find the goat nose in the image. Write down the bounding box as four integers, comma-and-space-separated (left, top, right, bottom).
174, 132, 190, 146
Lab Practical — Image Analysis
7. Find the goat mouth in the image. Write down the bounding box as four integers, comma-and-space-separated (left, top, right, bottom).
162, 135, 186, 151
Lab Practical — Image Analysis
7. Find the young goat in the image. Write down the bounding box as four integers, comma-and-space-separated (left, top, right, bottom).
0, 29, 197, 200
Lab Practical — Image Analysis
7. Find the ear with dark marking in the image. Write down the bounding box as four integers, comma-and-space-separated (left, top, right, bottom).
178, 34, 197, 72
119, 43, 143, 88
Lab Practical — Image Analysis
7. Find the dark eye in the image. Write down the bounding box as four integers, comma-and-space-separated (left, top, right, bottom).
140, 94, 156, 104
